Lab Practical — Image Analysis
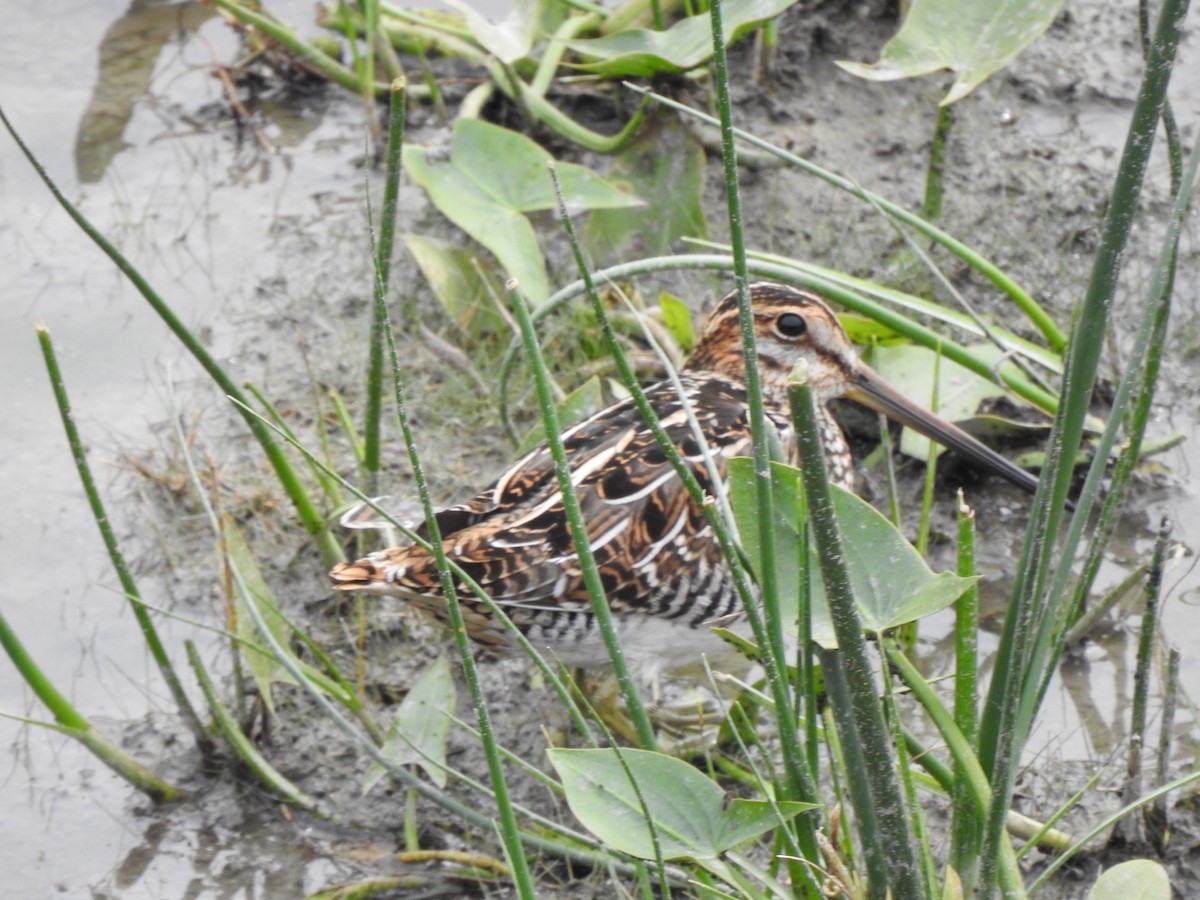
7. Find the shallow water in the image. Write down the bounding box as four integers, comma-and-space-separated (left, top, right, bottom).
2, 1, 1199, 896
0, 1, 376, 894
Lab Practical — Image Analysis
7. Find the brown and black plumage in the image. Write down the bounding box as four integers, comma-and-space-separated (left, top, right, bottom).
331, 282, 1038, 676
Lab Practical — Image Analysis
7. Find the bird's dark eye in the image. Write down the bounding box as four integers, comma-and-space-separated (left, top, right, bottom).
774, 312, 808, 338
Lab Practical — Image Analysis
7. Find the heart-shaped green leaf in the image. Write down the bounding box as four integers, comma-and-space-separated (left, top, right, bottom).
565, 0, 801, 78
548, 747, 816, 860
836, 0, 1066, 105
728, 459, 976, 647
364, 656, 456, 792
404, 120, 641, 303
825, 486, 976, 637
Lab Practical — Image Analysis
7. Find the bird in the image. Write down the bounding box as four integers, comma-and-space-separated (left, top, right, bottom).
330, 282, 1040, 680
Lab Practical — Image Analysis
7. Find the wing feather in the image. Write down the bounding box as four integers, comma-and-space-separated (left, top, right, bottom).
330, 374, 770, 649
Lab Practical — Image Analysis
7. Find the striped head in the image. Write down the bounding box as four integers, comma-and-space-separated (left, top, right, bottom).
684, 282, 862, 413
685, 282, 1041, 497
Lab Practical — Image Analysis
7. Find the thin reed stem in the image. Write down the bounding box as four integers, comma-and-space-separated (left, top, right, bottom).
379, 284, 537, 896
922, 104, 953, 222
503, 279, 657, 750
977, 0, 1190, 888
363, 78, 409, 492
1130, 519, 1170, 757
36, 324, 209, 748
709, 10, 820, 882
790, 375, 924, 899
949, 492, 979, 883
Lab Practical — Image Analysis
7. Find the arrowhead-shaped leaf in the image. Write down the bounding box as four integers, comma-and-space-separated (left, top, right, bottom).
218, 513, 357, 713
836, 0, 1066, 105
365, 656, 456, 792
566, 0, 801, 78
728, 459, 976, 647
827, 487, 977, 637
404, 120, 641, 303
548, 748, 815, 860
219, 512, 297, 715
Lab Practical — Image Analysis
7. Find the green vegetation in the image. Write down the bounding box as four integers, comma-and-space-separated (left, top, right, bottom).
2, 0, 1195, 896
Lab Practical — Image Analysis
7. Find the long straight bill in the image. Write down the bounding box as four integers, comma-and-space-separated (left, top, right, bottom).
845, 367, 1043, 496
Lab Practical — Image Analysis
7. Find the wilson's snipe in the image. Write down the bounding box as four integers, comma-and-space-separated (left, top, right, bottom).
331, 283, 1038, 676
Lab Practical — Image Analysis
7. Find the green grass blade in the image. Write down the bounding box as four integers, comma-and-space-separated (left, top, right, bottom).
503, 278, 657, 750
709, 0, 823, 884
886, 645, 1026, 897
186, 641, 328, 815
376, 286, 536, 896
623, 83, 1067, 353
495, 253, 1063, 437
1025, 767, 1200, 893
1030, 115, 1199, 714
950, 493, 981, 879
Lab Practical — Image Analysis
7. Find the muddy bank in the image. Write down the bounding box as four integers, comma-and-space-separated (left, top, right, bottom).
3, 0, 1198, 895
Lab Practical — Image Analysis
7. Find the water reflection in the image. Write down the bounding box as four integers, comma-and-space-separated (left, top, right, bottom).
75, 1, 213, 183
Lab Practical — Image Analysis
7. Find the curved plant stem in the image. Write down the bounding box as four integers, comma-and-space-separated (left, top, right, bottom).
495, 253, 1062, 443
493, 64, 650, 152
0, 609, 185, 803
186, 642, 327, 815
624, 83, 1068, 353
530, 14, 602, 98
378, 291, 536, 897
